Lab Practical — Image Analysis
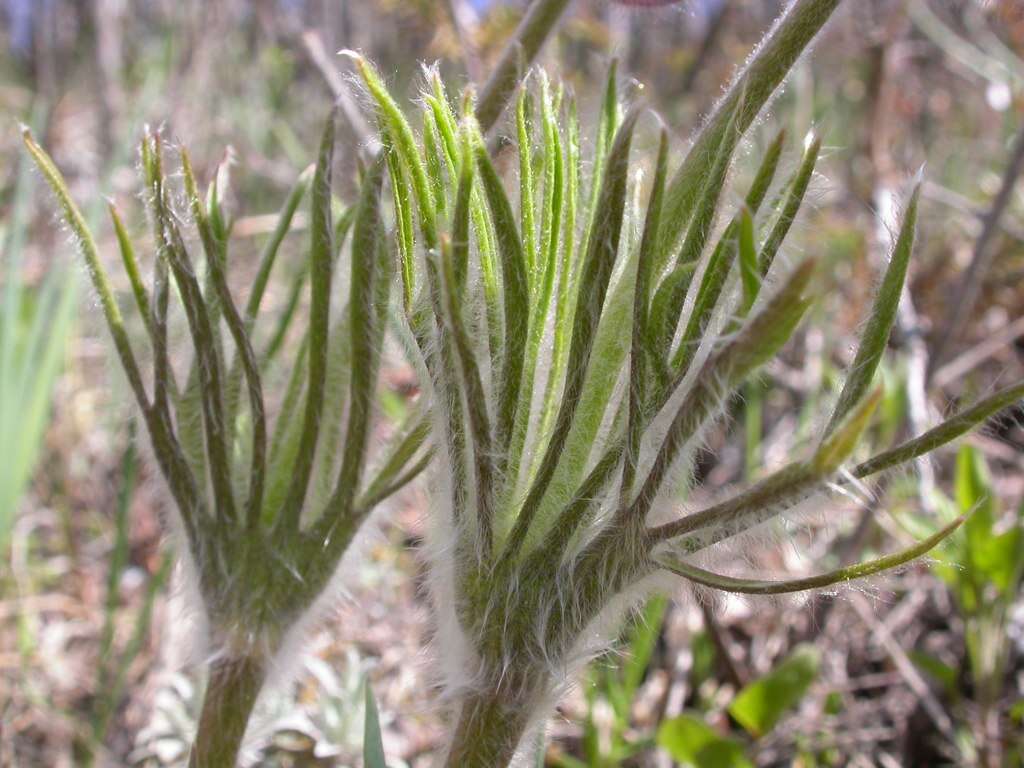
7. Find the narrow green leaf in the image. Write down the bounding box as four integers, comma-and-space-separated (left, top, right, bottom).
264, 336, 309, 521
244, 164, 314, 326
813, 386, 882, 474
659, 0, 842, 259
656, 517, 964, 597
386, 144, 416, 317
474, 129, 530, 461
517, 83, 539, 280
57, 130, 202, 541
324, 155, 389, 524
439, 236, 497, 557
156, 180, 237, 524
757, 133, 821, 277
424, 108, 449, 216
648, 385, 879, 550
452, 126, 474, 294
532, 95, 582, 456
347, 52, 437, 249
622, 126, 670, 504
670, 122, 786, 374
854, 381, 1024, 478
826, 181, 920, 435
22, 129, 149, 412
280, 110, 335, 529
633, 259, 815, 519
738, 208, 760, 312
583, 58, 620, 251
363, 682, 388, 768
182, 148, 267, 528
108, 202, 155, 342
358, 409, 432, 511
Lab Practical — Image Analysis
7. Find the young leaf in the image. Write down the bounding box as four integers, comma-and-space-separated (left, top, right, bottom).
500, 104, 642, 563
728, 646, 820, 738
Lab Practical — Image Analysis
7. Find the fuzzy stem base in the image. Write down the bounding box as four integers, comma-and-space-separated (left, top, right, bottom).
188, 655, 265, 768
444, 688, 533, 768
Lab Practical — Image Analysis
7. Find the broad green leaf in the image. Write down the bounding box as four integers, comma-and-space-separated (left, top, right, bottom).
728, 645, 820, 738
657, 713, 752, 768
957, 445, 1023, 594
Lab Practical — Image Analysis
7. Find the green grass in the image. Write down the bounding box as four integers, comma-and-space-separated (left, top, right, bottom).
0, 126, 78, 563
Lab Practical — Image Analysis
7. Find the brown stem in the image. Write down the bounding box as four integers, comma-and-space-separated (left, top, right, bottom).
188, 655, 265, 768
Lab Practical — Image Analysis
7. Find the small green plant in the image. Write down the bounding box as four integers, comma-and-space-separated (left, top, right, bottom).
909, 444, 1024, 767
23, 116, 431, 766
344, 0, 1024, 763
552, 597, 666, 767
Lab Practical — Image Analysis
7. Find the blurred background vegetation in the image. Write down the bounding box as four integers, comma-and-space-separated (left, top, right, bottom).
1, 0, 1022, 766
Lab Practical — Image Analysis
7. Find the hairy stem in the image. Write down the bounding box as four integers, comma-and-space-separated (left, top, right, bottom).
188, 655, 265, 768
444, 687, 534, 768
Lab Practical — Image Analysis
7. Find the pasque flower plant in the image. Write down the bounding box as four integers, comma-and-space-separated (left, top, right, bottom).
345, 0, 1024, 764
23, 0, 1024, 765
22, 115, 433, 766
